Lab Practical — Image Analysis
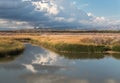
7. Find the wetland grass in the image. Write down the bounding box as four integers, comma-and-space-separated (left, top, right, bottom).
1, 33, 120, 56
38, 42, 109, 53
0, 38, 25, 57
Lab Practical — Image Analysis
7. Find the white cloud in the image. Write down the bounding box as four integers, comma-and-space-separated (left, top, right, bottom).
54, 17, 75, 23
87, 13, 94, 17
0, 0, 119, 30
54, 17, 65, 22
0, 19, 32, 29
32, 0, 59, 15
95, 17, 105, 22
79, 12, 120, 30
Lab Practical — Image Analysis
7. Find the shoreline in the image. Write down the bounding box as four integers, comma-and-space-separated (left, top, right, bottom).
0, 39, 25, 57
0, 32, 120, 58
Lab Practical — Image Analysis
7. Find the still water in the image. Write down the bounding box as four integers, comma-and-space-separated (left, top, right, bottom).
0, 44, 120, 83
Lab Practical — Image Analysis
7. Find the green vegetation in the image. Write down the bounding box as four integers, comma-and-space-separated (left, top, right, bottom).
112, 45, 120, 52
13, 36, 120, 54
38, 42, 109, 53
1, 32, 120, 59
1, 32, 120, 63
14, 38, 32, 42
0, 56, 17, 62
112, 53, 120, 59
57, 52, 105, 59
0, 39, 25, 57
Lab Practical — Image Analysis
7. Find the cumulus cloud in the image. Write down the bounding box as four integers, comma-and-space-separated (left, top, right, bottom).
0, 19, 32, 30
32, 0, 59, 15
0, 0, 119, 30
79, 12, 120, 30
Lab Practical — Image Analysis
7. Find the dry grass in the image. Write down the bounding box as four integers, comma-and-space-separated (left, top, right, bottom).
1, 33, 120, 46
0, 38, 25, 57
31, 34, 120, 46
0, 33, 120, 53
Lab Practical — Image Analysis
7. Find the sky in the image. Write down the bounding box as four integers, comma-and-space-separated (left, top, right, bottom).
77, 0, 120, 18
0, 0, 120, 30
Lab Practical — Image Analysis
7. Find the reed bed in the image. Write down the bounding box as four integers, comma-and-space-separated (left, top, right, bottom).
0, 38, 25, 57
0, 33, 120, 55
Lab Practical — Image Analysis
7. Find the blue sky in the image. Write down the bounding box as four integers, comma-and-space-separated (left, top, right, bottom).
76, 0, 120, 19
0, 0, 120, 30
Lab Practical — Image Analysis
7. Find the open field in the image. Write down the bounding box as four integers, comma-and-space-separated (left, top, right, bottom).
0, 31, 120, 57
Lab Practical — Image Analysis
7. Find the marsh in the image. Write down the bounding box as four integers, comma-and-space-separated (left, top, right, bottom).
0, 44, 120, 83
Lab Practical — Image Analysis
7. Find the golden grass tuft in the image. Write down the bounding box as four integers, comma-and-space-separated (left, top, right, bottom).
0, 38, 25, 57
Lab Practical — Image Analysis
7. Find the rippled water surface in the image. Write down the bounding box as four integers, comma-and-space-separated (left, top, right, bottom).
0, 44, 120, 83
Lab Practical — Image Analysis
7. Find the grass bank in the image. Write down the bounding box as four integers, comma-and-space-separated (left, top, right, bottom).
1, 33, 120, 55
14, 35, 120, 54
37, 41, 109, 53
0, 38, 25, 57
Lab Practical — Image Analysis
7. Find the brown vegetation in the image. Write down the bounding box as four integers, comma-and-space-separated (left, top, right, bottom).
0, 38, 25, 57
0, 32, 120, 54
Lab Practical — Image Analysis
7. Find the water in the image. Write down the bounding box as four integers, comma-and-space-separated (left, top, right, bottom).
0, 44, 120, 83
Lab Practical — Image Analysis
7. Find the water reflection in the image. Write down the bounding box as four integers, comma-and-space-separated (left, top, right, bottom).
11, 44, 65, 66
58, 52, 105, 59
23, 74, 89, 83
0, 57, 15, 63
0, 44, 120, 83
112, 54, 120, 60
58, 52, 120, 60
